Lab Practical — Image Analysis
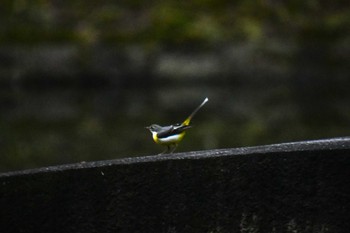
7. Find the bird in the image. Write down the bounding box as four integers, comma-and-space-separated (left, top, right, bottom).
146, 97, 209, 154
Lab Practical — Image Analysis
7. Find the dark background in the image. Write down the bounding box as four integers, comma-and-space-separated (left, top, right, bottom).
0, 0, 349, 172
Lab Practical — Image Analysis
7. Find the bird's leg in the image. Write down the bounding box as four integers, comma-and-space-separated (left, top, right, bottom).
159, 145, 170, 155
170, 144, 178, 153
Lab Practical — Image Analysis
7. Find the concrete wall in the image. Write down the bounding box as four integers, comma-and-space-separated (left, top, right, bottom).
1, 137, 350, 233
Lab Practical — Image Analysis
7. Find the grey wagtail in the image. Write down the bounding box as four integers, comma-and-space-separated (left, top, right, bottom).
146, 97, 209, 154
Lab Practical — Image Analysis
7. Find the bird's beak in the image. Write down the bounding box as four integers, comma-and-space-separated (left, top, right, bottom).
145, 126, 150, 130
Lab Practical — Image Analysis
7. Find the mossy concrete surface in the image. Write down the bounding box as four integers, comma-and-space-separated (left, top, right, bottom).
1, 137, 350, 233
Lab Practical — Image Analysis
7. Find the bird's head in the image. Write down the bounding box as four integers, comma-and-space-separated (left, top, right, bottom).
145, 124, 162, 133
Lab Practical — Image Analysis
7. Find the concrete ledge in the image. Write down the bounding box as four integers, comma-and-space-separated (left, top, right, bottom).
1, 137, 350, 233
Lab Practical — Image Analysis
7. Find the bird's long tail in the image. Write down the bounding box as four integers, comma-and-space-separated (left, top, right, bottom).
182, 97, 209, 126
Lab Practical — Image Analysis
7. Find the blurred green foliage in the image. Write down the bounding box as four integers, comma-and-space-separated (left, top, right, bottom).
1, 0, 349, 46
0, 0, 349, 172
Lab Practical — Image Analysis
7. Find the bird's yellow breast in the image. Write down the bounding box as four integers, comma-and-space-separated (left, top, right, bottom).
152, 132, 186, 145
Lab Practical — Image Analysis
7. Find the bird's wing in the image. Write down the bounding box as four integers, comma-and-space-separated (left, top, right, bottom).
157, 124, 191, 138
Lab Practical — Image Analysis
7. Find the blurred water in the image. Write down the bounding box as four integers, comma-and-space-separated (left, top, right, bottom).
0, 80, 349, 172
